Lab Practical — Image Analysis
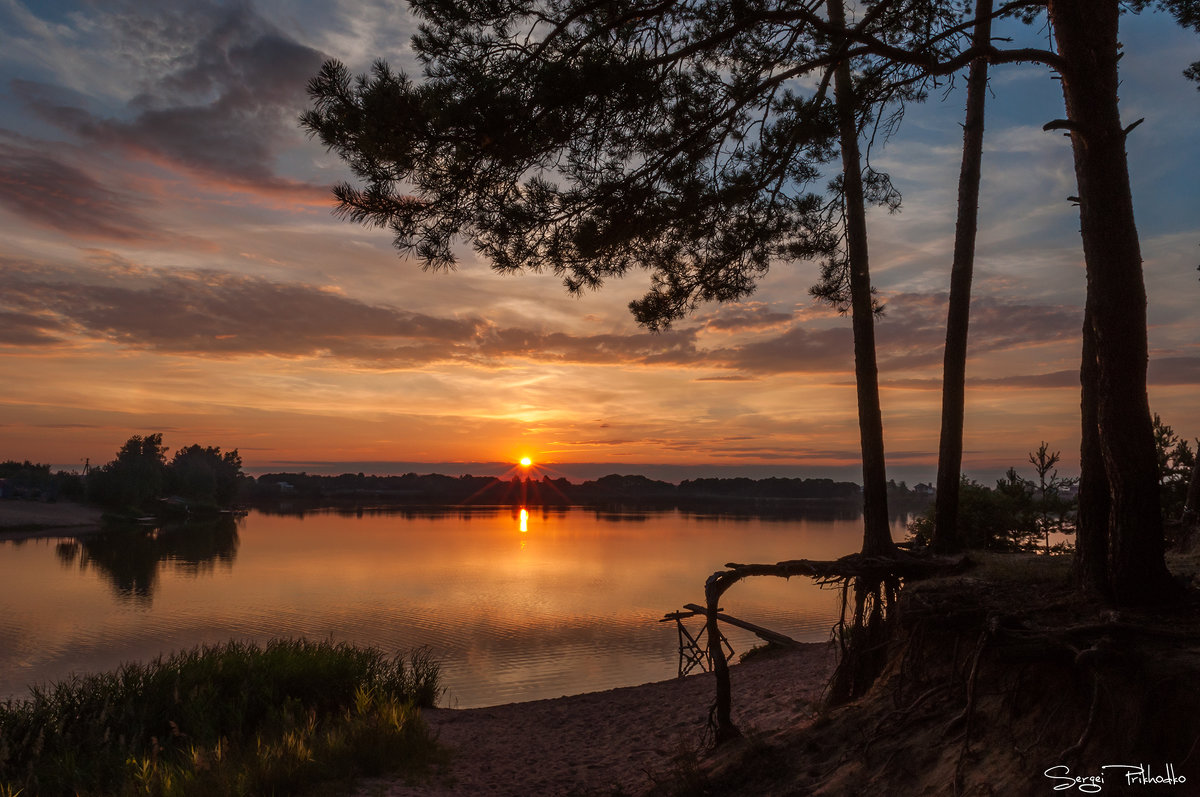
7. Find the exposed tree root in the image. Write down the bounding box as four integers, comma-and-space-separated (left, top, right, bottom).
685, 557, 1200, 796
701, 551, 970, 743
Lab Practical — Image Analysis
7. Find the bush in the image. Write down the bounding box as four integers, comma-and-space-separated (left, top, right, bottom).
908, 472, 1072, 552
0, 639, 443, 796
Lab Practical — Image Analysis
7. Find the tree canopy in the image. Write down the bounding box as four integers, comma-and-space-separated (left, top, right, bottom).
301, 0, 974, 330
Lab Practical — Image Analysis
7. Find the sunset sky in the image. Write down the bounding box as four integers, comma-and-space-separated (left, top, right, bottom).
1, 0, 1196, 483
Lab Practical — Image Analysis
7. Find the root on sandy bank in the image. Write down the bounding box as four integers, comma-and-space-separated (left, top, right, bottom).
700, 552, 970, 743
693, 561, 1200, 796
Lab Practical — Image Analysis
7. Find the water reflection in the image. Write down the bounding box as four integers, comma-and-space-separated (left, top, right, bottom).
2, 507, 910, 707
54, 517, 239, 603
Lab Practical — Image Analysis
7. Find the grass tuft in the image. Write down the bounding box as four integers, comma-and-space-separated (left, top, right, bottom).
0, 639, 444, 796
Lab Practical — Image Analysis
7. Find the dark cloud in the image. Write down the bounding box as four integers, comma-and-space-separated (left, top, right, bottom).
0, 309, 65, 345
872, 293, 1081, 371
701, 302, 794, 333
2, 262, 477, 360
709, 323, 854, 374
882, 357, 1200, 391
975, 371, 1081, 389
16, 2, 326, 192
1148, 356, 1200, 386
7, 263, 1162, 385
706, 293, 1083, 375
0, 261, 701, 367
0, 140, 154, 241
473, 327, 700, 366
880, 371, 1080, 390
32, 423, 108, 430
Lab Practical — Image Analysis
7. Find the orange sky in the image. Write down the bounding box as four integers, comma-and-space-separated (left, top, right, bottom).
0, 2, 1196, 483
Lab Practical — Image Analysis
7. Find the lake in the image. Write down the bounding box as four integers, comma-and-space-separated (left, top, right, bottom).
0, 506, 909, 707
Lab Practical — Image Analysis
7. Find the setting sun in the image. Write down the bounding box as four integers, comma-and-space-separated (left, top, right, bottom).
519, 457, 533, 468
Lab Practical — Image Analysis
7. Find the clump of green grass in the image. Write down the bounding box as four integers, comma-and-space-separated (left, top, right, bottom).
0, 639, 444, 796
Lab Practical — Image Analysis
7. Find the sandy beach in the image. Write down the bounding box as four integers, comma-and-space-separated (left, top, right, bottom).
357, 643, 836, 797
0, 500, 104, 537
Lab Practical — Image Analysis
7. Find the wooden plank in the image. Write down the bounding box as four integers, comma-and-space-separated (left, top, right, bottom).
659, 610, 701, 622
681, 603, 801, 648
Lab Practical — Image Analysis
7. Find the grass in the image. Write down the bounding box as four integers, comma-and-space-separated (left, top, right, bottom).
0, 639, 444, 796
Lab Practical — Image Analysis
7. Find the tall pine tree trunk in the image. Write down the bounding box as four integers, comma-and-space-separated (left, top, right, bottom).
1047, 0, 1174, 604
933, 0, 992, 554
1075, 308, 1111, 595
829, 0, 895, 558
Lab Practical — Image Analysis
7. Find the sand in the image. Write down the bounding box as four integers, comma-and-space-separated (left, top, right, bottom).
356, 643, 836, 796
0, 500, 104, 536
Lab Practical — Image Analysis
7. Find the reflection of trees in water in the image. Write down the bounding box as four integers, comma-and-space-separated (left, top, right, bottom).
54, 516, 239, 603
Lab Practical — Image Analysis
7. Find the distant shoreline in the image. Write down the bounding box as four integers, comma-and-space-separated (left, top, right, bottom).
246, 470, 933, 511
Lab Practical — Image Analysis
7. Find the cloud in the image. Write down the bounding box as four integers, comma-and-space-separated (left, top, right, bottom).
709, 323, 853, 374
0, 309, 65, 345
883, 356, 1200, 391
472, 326, 701, 366
700, 301, 795, 333
1148, 356, 1200, 386
1, 260, 475, 360
0, 138, 155, 241
704, 292, 1082, 375
3, 259, 1173, 390
875, 292, 1081, 370
0, 260, 703, 368
14, 2, 327, 194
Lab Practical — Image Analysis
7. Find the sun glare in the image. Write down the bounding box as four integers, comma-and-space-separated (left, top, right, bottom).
519, 456, 533, 468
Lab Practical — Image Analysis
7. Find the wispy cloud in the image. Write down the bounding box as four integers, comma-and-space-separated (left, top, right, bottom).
13, 1, 326, 193
0, 308, 65, 345
0, 137, 155, 241
0, 260, 706, 368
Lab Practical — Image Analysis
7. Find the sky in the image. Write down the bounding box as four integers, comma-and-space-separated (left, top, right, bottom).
0, 0, 1196, 484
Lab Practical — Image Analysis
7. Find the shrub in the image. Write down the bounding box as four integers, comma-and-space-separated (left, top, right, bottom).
0, 639, 443, 796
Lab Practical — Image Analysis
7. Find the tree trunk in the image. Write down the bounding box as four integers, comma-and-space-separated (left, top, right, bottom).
1075, 307, 1111, 595
829, 0, 895, 558
1047, 0, 1174, 604
933, 0, 992, 554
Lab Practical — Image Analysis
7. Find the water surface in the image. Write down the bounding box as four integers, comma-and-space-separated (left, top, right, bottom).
0, 506, 904, 707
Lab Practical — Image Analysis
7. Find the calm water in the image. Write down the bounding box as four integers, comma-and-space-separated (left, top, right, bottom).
0, 506, 906, 707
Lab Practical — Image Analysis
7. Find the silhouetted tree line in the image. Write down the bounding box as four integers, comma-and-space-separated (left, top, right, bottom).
245, 470, 889, 510
0, 460, 84, 502
85, 434, 245, 513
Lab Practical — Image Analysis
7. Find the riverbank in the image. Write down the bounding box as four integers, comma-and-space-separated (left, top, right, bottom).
356, 642, 836, 796
0, 499, 104, 537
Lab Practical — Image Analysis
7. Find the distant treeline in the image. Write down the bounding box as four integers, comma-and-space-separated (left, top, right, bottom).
0, 460, 83, 502
4, 433, 938, 516
246, 470, 934, 510
2, 434, 244, 516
